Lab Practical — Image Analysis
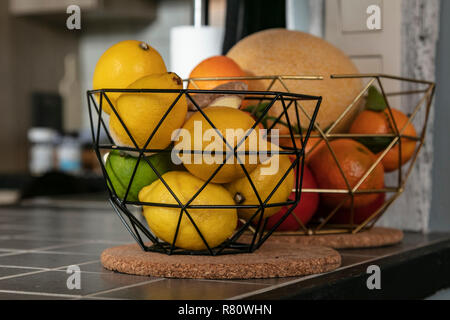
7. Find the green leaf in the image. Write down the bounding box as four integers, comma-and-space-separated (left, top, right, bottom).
243, 102, 270, 117
355, 137, 393, 154
244, 102, 303, 133
366, 86, 387, 112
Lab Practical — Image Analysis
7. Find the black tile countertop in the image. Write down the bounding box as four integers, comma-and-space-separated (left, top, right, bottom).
0, 204, 449, 300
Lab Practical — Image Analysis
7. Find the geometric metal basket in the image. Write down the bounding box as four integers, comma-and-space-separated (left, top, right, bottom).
199, 74, 435, 237
299, 74, 435, 235
87, 85, 321, 255
189, 74, 435, 236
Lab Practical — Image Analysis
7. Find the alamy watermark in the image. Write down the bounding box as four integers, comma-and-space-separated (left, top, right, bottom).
366, 265, 381, 290
66, 5, 81, 30
66, 265, 81, 290
65, 4, 381, 31
367, 5, 382, 30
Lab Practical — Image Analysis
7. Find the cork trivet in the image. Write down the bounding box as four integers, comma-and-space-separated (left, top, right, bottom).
263, 227, 403, 249
101, 242, 341, 279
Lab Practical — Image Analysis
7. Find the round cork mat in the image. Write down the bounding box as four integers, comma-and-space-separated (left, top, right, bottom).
101, 242, 341, 279
263, 227, 403, 249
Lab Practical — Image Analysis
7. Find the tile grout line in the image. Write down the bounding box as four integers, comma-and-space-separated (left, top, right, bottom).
84, 278, 166, 299
0, 242, 90, 254
53, 269, 112, 276
0, 252, 24, 256
196, 278, 272, 287
0, 238, 133, 260
0, 259, 100, 281
11, 235, 133, 243
67, 259, 102, 267
49, 259, 105, 273
0, 240, 101, 258
0, 289, 81, 299
226, 272, 333, 300
0, 251, 29, 258
27, 240, 95, 251
71, 295, 124, 300
30, 250, 102, 257
338, 252, 386, 258
54, 259, 101, 271
0, 264, 49, 271
0, 269, 53, 281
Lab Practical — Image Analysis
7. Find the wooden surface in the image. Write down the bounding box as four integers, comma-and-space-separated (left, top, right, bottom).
101, 242, 341, 280
262, 227, 404, 249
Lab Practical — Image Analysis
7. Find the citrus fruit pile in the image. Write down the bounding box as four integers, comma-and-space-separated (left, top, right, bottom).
94, 41, 296, 251
93, 32, 418, 251
275, 85, 418, 227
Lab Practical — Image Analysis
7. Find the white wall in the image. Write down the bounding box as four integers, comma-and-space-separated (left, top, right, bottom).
325, 0, 440, 232
78, 0, 192, 130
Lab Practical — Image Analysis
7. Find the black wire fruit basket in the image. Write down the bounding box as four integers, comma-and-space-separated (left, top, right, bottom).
87, 85, 321, 256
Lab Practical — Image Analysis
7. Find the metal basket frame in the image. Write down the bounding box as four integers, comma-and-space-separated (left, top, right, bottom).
301, 74, 435, 235
187, 74, 434, 236
87, 85, 321, 255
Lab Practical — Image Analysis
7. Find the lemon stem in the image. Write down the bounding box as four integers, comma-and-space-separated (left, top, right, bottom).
234, 192, 245, 204
139, 42, 149, 50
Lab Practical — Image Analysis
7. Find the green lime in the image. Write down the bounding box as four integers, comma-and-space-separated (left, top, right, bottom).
105, 150, 172, 202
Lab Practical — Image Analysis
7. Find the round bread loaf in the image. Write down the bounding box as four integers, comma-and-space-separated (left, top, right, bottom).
227, 29, 363, 132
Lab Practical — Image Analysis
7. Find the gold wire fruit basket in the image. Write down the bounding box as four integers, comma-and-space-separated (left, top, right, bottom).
188, 74, 435, 236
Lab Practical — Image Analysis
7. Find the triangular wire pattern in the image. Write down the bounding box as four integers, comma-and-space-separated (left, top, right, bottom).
88, 84, 319, 255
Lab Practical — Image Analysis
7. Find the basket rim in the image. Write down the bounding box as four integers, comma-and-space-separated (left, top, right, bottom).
87, 88, 322, 102
184, 73, 435, 86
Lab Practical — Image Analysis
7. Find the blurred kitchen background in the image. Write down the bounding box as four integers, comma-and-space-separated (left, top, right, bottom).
0, 0, 448, 232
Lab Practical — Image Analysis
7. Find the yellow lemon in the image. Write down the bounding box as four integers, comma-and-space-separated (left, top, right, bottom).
139, 171, 237, 251
179, 107, 259, 183
109, 72, 187, 152
93, 40, 167, 114
225, 143, 295, 221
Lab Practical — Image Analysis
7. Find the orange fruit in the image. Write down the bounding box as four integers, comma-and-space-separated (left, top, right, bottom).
349, 109, 417, 172
304, 137, 325, 162
329, 192, 386, 225
271, 122, 324, 164
188, 56, 247, 90
309, 139, 384, 209
280, 136, 325, 164
279, 137, 325, 164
